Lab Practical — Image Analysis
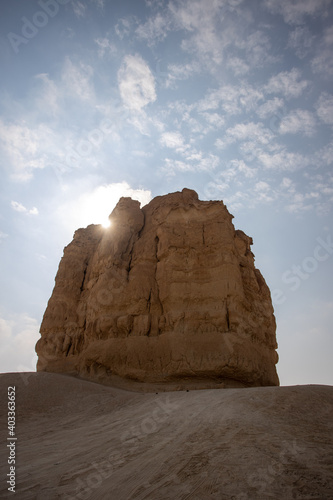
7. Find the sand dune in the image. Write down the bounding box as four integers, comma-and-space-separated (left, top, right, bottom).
1, 372, 332, 499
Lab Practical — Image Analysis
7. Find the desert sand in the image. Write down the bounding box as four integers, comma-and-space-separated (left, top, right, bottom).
1, 373, 332, 499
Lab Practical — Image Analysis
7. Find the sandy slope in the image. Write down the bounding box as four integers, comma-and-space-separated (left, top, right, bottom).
0, 373, 332, 500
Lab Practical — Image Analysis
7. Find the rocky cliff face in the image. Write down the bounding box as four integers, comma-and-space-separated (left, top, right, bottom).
36, 188, 279, 389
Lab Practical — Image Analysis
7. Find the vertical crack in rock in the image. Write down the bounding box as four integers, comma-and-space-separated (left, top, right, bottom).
36, 189, 279, 389
226, 298, 230, 331
127, 252, 133, 281
80, 262, 88, 293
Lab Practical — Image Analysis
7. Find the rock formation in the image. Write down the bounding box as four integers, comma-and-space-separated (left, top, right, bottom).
36, 188, 279, 389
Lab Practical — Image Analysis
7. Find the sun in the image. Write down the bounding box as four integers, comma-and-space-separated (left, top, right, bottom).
101, 219, 111, 229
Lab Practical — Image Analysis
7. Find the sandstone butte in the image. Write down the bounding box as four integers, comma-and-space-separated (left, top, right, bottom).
36, 188, 279, 390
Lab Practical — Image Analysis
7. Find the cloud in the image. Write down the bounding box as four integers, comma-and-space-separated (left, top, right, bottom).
316, 93, 333, 125
0, 119, 55, 182
316, 140, 333, 166
281, 177, 294, 189
200, 112, 225, 129
165, 61, 201, 88
197, 84, 263, 115
118, 54, 156, 111
160, 131, 187, 153
35, 73, 60, 116
264, 0, 331, 24
0, 231, 8, 241
145, 0, 166, 8
256, 97, 285, 119
235, 159, 257, 178
311, 26, 333, 77
257, 150, 310, 171
136, 12, 172, 45
11, 201, 39, 215
169, 0, 239, 66
215, 122, 274, 149
95, 37, 116, 58
61, 58, 94, 101
0, 314, 39, 373
288, 26, 315, 59
265, 68, 309, 98
255, 180, 270, 191
57, 182, 152, 231
235, 30, 280, 68
162, 153, 219, 177
253, 181, 275, 202
11, 201, 27, 213
115, 17, 137, 39
226, 57, 250, 76
279, 109, 317, 137
72, 1, 86, 18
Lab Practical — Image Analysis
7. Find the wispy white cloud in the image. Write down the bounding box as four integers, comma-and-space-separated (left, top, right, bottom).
279, 109, 317, 137
257, 149, 310, 171
160, 131, 187, 153
316, 140, 333, 166
235, 159, 257, 178
200, 112, 225, 129
311, 26, 333, 77
288, 26, 315, 59
235, 30, 280, 68
34, 73, 60, 116
197, 84, 263, 114
0, 119, 55, 182
169, 0, 238, 67
11, 201, 27, 213
256, 97, 285, 119
135, 12, 172, 45
226, 57, 250, 76
0, 231, 8, 241
61, 58, 94, 101
210, 159, 257, 189
11, 201, 39, 215
316, 93, 333, 126
264, 0, 331, 25
145, 0, 165, 8
162, 153, 219, 177
215, 122, 274, 149
265, 68, 310, 98
280, 177, 294, 190
72, 1, 87, 18
115, 17, 137, 39
95, 37, 116, 58
118, 54, 156, 111
165, 61, 201, 88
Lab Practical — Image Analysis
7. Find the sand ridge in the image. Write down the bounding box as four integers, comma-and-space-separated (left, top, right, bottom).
1, 372, 332, 499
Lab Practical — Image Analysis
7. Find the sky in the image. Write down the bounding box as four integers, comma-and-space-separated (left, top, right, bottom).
0, 0, 332, 386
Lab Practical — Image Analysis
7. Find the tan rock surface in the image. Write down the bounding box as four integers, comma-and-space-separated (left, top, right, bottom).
36, 188, 279, 388
1, 373, 332, 499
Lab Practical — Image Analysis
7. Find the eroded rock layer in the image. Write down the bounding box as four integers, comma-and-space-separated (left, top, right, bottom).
36, 189, 279, 389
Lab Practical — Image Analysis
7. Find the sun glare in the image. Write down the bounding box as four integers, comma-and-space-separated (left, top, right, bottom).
101, 219, 111, 229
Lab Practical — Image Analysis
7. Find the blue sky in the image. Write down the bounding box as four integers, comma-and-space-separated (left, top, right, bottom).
0, 0, 332, 386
